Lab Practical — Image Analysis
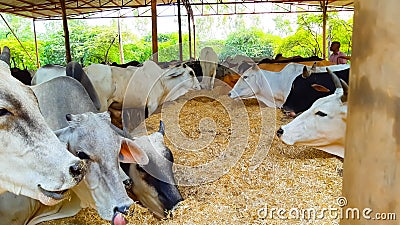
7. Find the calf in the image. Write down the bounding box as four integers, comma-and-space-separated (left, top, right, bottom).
277, 68, 348, 158
0, 46, 86, 205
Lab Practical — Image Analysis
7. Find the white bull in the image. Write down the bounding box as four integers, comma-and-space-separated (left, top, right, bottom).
276, 68, 348, 158
0, 46, 86, 205
0, 112, 150, 225
228, 63, 350, 108
199, 47, 218, 89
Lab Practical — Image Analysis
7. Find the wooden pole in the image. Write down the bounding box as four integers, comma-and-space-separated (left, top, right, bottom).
60, 0, 71, 63
151, 0, 158, 63
322, 0, 327, 59
188, 14, 192, 60
341, 0, 400, 224
177, 0, 183, 62
32, 19, 40, 68
117, 16, 124, 64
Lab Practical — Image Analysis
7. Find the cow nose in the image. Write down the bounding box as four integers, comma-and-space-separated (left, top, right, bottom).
228, 92, 232, 97
69, 160, 86, 182
114, 205, 130, 214
123, 178, 133, 190
276, 127, 284, 137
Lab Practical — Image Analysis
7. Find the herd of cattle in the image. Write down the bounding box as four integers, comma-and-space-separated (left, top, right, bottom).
0, 45, 350, 224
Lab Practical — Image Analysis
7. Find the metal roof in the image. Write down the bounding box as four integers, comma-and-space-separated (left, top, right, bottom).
0, 0, 353, 20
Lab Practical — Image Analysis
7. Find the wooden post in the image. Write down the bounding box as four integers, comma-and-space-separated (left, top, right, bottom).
322, 0, 327, 59
60, 0, 71, 63
341, 0, 400, 224
32, 19, 40, 68
117, 17, 124, 64
177, 0, 183, 62
151, 0, 158, 63
188, 14, 192, 60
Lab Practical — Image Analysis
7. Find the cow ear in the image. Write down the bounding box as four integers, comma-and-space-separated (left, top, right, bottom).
311, 84, 331, 92
119, 137, 149, 165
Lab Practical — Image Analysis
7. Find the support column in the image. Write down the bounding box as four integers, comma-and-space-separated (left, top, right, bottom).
322, 0, 327, 59
60, 0, 71, 63
177, 0, 183, 62
341, 0, 400, 224
117, 16, 124, 64
188, 14, 192, 60
32, 19, 40, 68
151, 0, 158, 63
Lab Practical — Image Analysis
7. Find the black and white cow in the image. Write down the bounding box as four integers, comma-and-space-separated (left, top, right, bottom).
282, 66, 350, 116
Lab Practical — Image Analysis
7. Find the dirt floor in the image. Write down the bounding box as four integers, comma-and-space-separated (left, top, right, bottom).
39, 84, 343, 225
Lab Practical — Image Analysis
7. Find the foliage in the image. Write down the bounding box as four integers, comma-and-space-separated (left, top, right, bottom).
220, 28, 275, 60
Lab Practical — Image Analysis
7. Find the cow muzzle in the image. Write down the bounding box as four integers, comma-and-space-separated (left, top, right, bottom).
276, 127, 284, 137
69, 160, 87, 183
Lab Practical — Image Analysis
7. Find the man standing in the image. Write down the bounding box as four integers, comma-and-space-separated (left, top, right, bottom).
329, 41, 350, 64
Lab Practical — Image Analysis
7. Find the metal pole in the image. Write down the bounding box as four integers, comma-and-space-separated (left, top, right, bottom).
177, 0, 183, 62
32, 19, 40, 68
60, 0, 72, 63
151, 0, 158, 63
117, 16, 124, 64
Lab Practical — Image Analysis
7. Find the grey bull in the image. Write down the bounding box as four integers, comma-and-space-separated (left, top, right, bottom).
0, 74, 183, 223
0, 46, 86, 205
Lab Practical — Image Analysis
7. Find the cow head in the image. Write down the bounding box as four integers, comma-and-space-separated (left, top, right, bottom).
228, 63, 261, 99
162, 63, 201, 102
54, 112, 149, 222
123, 121, 183, 219
282, 64, 350, 117
0, 46, 86, 205
277, 68, 348, 158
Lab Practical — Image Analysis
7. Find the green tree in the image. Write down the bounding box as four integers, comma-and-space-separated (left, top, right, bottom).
220, 28, 275, 59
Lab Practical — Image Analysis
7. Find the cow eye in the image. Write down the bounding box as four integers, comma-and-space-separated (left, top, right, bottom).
315, 111, 327, 117
76, 151, 91, 160
0, 108, 12, 117
189, 71, 195, 76
243, 76, 248, 79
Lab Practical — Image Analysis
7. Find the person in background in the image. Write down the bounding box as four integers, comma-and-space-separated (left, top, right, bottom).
329, 41, 350, 64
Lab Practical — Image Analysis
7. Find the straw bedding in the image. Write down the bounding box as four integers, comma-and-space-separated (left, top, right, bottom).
39, 83, 343, 225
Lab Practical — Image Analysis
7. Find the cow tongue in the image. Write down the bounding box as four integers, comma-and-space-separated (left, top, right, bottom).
112, 212, 127, 225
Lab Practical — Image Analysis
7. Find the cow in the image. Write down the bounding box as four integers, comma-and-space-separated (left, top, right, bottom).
276, 68, 348, 158
111, 60, 141, 68
10, 67, 33, 85
282, 66, 350, 116
32, 75, 183, 220
30, 62, 101, 111
0, 46, 86, 205
228, 63, 349, 109
122, 61, 201, 132
199, 47, 218, 89
0, 112, 150, 225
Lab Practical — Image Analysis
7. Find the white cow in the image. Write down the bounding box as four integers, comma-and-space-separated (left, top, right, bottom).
228, 63, 350, 108
31, 64, 66, 85
277, 68, 348, 158
199, 47, 218, 89
0, 47, 86, 205
122, 61, 201, 133
0, 112, 149, 225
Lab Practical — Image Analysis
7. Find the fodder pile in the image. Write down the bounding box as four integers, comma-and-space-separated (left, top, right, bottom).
39, 84, 343, 225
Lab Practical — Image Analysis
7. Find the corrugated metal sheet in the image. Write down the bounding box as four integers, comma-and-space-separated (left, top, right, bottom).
0, 0, 353, 19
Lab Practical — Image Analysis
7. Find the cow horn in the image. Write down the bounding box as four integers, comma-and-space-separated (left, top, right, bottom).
110, 123, 132, 139
0, 46, 11, 66
158, 120, 165, 135
340, 78, 349, 102
302, 66, 310, 78
326, 68, 343, 89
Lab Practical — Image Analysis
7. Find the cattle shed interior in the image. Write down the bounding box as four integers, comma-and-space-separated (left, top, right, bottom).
1, 1, 398, 225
